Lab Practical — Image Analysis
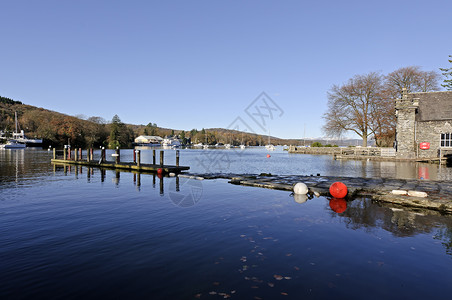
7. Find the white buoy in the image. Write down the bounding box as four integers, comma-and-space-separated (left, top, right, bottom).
294, 194, 308, 204
391, 190, 407, 195
408, 190, 428, 198
294, 182, 308, 195
169, 173, 176, 177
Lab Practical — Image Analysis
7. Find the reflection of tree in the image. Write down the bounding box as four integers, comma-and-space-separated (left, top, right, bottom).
433, 228, 452, 256
330, 198, 452, 256
331, 198, 388, 233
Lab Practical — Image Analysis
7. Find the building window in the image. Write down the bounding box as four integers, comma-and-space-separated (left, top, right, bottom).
441, 133, 452, 147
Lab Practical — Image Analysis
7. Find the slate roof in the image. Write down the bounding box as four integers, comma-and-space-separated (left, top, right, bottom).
411, 91, 452, 122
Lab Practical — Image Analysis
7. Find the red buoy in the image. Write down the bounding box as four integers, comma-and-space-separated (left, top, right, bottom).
157, 168, 163, 175
267, 154, 271, 158
329, 181, 347, 198
329, 198, 347, 213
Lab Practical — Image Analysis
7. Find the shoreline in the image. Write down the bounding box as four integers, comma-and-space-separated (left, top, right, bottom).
186, 172, 452, 214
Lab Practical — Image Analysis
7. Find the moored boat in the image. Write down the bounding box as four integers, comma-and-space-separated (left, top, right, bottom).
0, 139, 26, 149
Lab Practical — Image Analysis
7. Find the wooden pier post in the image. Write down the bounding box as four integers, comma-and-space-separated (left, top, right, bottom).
153, 149, 156, 165
136, 150, 141, 167
51, 146, 189, 174
115, 148, 120, 164
53, 148, 56, 160
101, 147, 105, 163
68, 147, 71, 160
133, 149, 136, 163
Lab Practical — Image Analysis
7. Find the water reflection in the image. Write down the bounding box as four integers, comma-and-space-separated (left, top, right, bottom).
0, 149, 52, 187
325, 159, 452, 180
329, 198, 347, 213
168, 176, 203, 207
49, 164, 205, 207
293, 193, 308, 204
331, 198, 452, 256
3, 149, 452, 182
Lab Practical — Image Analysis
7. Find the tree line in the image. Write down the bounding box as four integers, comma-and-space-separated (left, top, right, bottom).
323, 58, 452, 147
1, 101, 294, 148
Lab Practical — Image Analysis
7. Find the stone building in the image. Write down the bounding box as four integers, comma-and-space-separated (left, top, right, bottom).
395, 89, 452, 159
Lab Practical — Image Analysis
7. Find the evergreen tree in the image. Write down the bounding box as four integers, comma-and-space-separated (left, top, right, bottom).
146, 122, 158, 136
440, 55, 452, 91
180, 130, 186, 144
109, 115, 122, 148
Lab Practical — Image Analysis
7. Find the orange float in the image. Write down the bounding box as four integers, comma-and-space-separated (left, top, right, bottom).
329, 182, 348, 198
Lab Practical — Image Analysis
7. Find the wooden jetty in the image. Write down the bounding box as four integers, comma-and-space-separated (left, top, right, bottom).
51, 147, 189, 173
289, 145, 448, 164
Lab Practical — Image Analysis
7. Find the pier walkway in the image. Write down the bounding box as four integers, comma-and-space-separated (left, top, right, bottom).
51, 147, 189, 174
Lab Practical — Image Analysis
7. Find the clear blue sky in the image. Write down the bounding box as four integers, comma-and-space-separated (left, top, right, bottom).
1, 0, 451, 139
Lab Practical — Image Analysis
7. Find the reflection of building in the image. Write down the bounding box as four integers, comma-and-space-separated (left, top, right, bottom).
395, 89, 452, 159
134, 135, 163, 145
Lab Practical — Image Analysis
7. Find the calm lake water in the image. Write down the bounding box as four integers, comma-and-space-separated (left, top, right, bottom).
1, 148, 452, 299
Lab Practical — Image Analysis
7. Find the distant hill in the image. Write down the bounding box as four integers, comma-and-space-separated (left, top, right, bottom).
1, 95, 365, 148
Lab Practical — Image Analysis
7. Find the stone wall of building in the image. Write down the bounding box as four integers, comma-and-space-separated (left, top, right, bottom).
395, 91, 418, 159
395, 90, 452, 159
416, 120, 452, 158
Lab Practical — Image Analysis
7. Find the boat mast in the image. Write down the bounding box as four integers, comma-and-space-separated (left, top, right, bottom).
15, 111, 18, 134
268, 130, 271, 145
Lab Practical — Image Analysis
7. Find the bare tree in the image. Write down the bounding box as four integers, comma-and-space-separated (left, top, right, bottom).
369, 88, 396, 147
385, 66, 441, 99
323, 72, 383, 147
323, 67, 442, 147
377, 66, 441, 146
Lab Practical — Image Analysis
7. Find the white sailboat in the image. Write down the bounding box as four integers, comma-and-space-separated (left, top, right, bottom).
265, 131, 275, 151
239, 132, 246, 150
0, 112, 26, 149
0, 140, 26, 149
